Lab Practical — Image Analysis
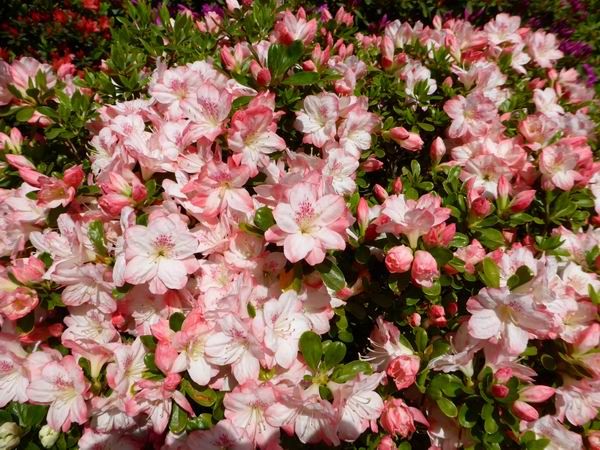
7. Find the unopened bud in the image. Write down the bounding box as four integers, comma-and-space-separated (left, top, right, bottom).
39, 425, 60, 449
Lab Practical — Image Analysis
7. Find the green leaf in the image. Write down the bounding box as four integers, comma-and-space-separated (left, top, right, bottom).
186, 413, 213, 431
330, 360, 372, 383
16, 106, 35, 122
299, 331, 322, 371
322, 341, 347, 369
282, 71, 320, 86
436, 397, 458, 417
17, 312, 35, 333
480, 258, 500, 288
315, 259, 346, 292
526, 438, 550, 450
182, 379, 218, 407
88, 220, 108, 257
476, 229, 505, 250
253, 206, 275, 231
10, 402, 48, 427
507, 265, 533, 290
169, 402, 189, 434
458, 403, 478, 428
414, 327, 428, 353
169, 312, 185, 331
140, 335, 157, 351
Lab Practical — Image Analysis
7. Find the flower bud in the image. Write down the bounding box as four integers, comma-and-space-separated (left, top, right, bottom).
385, 246, 413, 274
512, 400, 539, 421
63, 164, 84, 188
0, 423, 21, 450
430, 137, 446, 165
389, 127, 423, 151
357, 198, 370, 233
423, 223, 455, 248
471, 196, 492, 217
446, 302, 458, 315
408, 313, 421, 327
427, 304, 447, 327
519, 385, 555, 403
509, 190, 536, 212
497, 175, 510, 200
39, 425, 60, 449
374, 184, 388, 202
361, 156, 384, 172
411, 251, 439, 288
392, 177, 403, 194
491, 384, 509, 398
588, 431, 600, 450
377, 435, 397, 450
495, 367, 513, 383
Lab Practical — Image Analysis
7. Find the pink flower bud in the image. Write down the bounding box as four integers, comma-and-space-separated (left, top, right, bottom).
411, 251, 439, 288
471, 197, 492, 217
11, 257, 45, 284
392, 177, 403, 194
446, 302, 458, 316
519, 385, 555, 403
374, 184, 388, 202
381, 36, 395, 70
588, 431, 600, 450
63, 165, 84, 188
509, 190, 536, 212
430, 137, 446, 164
512, 400, 539, 421
385, 245, 413, 274
302, 60, 317, 71
357, 198, 370, 232
495, 368, 513, 383
220, 46, 236, 71
387, 355, 420, 390
389, 127, 424, 151
497, 175, 510, 200
250, 60, 271, 86
491, 384, 509, 398
442, 76, 453, 87
408, 313, 421, 327
380, 399, 415, 438
377, 436, 397, 450
361, 156, 384, 172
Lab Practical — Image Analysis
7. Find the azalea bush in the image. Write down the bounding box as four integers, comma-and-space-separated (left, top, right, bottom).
1, 1, 600, 449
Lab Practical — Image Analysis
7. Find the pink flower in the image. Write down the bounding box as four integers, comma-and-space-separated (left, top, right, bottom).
0, 335, 29, 407
124, 213, 201, 294
274, 9, 317, 45
411, 250, 439, 288
265, 182, 350, 265
266, 387, 340, 446
454, 239, 486, 274
526, 30, 563, 68
386, 355, 420, 390
99, 169, 147, 216
555, 377, 600, 426
228, 105, 286, 175
0, 269, 39, 320
385, 245, 413, 273
380, 398, 427, 438
363, 316, 414, 371
294, 93, 339, 148
187, 419, 252, 450
10, 256, 45, 284
467, 287, 554, 355
27, 355, 90, 432
224, 382, 279, 448
205, 316, 263, 384
377, 193, 451, 248
262, 291, 310, 369
331, 373, 385, 442
521, 416, 583, 450
184, 159, 254, 219
444, 93, 497, 139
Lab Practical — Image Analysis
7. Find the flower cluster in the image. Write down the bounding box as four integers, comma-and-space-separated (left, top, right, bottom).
0, 1, 599, 449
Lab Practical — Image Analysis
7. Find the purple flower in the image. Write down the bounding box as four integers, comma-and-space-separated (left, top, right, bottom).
583, 63, 598, 87
559, 40, 593, 58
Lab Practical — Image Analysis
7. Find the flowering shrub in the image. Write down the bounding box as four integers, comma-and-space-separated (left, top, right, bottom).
1, 1, 600, 449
